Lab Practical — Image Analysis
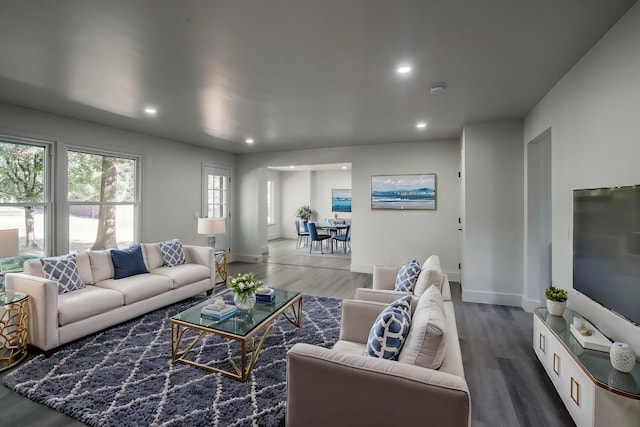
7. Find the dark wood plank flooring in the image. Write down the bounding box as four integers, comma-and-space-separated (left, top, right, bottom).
0, 239, 574, 426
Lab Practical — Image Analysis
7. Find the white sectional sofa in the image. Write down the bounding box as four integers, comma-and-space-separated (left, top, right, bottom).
6, 242, 218, 354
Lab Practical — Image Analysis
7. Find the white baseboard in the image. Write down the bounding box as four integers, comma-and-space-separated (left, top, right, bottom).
521, 296, 542, 313
234, 253, 263, 263
350, 263, 372, 274
462, 289, 523, 307
445, 271, 460, 282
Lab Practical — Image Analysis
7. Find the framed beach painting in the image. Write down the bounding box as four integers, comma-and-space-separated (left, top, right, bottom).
371, 174, 437, 210
331, 189, 352, 212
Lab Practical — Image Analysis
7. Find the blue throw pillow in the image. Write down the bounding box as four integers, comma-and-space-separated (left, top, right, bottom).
366, 295, 412, 360
41, 253, 85, 294
395, 260, 421, 292
159, 239, 186, 267
110, 245, 148, 279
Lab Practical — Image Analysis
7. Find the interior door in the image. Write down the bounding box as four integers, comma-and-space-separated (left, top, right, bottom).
202, 165, 230, 253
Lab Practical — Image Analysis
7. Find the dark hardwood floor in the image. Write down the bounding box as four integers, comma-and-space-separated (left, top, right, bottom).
0, 239, 574, 426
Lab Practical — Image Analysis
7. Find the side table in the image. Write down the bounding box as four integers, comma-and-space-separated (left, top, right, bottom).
0, 291, 29, 371
214, 250, 228, 287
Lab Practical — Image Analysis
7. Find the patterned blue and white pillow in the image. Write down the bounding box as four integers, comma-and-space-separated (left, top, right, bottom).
366, 295, 412, 360
395, 260, 421, 292
40, 253, 85, 294
159, 239, 186, 267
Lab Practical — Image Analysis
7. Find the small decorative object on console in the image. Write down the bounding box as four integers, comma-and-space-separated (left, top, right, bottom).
544, 285, 567, 316
610, 342, 636, 373
229, 273, 262, 310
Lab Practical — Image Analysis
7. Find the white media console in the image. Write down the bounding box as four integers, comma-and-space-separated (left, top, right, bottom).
533, 308, 639, 427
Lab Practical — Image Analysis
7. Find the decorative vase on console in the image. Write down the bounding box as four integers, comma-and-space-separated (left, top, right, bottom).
610, 342, 636, 373
229, 273, 261, 310
545, 286, 568, 316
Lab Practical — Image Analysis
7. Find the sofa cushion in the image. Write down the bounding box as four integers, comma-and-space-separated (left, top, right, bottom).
333, 340, 368, 355
413, 255, 443, 297
151, 264, 210, 289
394, 260, 421, 292
88, 250, 115, 282
366, 295, 412, 360
40, 254, 85, 294
110, 245, 149, 279
94, 273, 173, 305
159, 239, 186, 267
75, 252, 94, 285
141, 243, 164, 271
58, 286, 124, 326
398, 284, 447, 369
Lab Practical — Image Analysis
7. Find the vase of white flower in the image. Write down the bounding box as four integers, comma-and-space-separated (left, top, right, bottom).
229, 273, 261, 310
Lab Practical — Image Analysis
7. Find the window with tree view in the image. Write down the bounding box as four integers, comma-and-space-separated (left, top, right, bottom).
67, 149, 139, 252
0, 138, 48, 270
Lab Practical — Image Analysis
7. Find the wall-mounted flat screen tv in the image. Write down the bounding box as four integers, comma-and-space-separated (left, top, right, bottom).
332, 189, 352, 213
573, 185, 640, 326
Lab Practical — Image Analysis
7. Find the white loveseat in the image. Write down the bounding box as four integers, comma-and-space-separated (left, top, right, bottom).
286, 255, 470, 427
6, 242, 217, 353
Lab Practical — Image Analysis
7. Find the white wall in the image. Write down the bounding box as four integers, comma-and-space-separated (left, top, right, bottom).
0, 103, 235, 254
524, 3, 640, 353
236, 140, 461, 277
312, 170, 352, 222
280, 170, 312, 239
266, 169, 282, 240
462, 120, 525, 306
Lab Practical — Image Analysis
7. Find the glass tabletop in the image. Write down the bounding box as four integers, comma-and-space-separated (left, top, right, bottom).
0, 290, 28, 305
535, 307, 640, 397
172, 288, 301, 338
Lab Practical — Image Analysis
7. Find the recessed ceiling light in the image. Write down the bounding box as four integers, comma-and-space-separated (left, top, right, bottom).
416, 122, 427, 129
245, 138, 254, 144
429, 83, 447, 95
342, 166, 347, 170
144, 106, 157, 115
396, 65, 412, 75
289, 166, 294, 169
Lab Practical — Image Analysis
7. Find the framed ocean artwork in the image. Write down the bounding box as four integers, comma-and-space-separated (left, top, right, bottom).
371, 174, 437, 210
331, 188, 352, 212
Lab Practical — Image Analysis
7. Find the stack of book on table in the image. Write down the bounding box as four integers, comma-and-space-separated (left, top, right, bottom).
255, 287, 276, 304
201, 303, 239, 321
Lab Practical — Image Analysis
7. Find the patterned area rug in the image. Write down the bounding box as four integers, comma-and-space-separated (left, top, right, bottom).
3, 294, 342, 427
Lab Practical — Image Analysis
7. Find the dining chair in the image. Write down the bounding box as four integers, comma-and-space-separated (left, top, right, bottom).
295, 219, 309, 249
307, 222, 332, 254
331, 224, 351, 253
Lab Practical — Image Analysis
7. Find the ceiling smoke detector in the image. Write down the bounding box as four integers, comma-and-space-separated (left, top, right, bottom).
429, 83, 447, 95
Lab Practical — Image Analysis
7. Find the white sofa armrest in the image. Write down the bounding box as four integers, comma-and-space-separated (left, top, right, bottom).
339, 299, 389, 343
372, 265, 399, 290
183, 245, 216, 285
355, 288, 412, 304
5, 272, 60, 351
287, 343, 470, 427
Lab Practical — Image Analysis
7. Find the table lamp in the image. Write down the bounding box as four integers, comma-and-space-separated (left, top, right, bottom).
197, 218, 226, 250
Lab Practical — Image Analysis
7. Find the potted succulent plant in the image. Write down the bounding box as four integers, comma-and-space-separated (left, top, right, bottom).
545, 286, 568, 316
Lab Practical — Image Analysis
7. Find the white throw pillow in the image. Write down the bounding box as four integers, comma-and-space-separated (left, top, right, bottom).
413, 255, 443, 297
398, 284, 447, 369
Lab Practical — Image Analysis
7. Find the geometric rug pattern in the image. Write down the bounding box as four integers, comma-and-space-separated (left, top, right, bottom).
3, 294, 342, 427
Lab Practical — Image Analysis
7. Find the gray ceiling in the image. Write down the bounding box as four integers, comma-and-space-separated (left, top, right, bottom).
0, 0, 635, 153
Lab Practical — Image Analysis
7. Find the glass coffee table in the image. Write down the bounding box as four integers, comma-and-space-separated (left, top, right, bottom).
0, 291, 29, 372
171, 288, 302, 382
